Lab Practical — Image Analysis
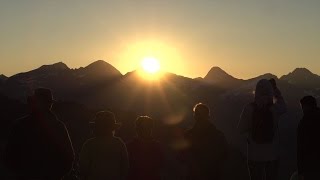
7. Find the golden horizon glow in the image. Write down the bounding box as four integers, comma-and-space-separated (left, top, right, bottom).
1, 1, 320, 78
141, 57, 161, 74
117, 39, 185, 77
138, 57, 163, 81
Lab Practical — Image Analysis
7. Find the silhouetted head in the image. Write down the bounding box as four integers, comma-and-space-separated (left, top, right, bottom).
91, 111, 121, 136
300, 96, 318, 114
135, 116, 154, 140
254, 79, 274, 107
193, 103, 210, 122
33, 88, 55, 112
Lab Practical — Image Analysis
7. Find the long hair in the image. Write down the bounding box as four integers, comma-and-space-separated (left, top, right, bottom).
254, 79, 274, 108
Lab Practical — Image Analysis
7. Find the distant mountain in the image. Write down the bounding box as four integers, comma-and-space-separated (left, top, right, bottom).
1, 61, 319, 110
0, 74, 8, 81
247, 73, 277, 82
4, 62, 75, 98
1, 61, 318, 180
0, 74, 7, 86
0, 60, 123, 100
83, 60, 121, 76
280, 68, 320, 89
38, 61, 69, 71
75, 60, 122, 84
204, 67, 244, 88
115, 70, 203, 112
241, 73, 278, 90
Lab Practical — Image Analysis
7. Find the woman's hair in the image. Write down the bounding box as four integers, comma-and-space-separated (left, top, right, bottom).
254, 79, 274, 101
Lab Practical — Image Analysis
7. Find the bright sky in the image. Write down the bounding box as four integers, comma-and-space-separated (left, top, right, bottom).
0, 0, 320, 79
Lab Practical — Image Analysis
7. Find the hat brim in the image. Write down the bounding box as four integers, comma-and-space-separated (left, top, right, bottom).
31, 94, 56, 103
89, 122, 122, 129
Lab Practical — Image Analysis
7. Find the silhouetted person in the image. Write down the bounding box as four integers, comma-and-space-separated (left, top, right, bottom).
238, 79, 286, 180
126, 116, 163, 180
297, 96, 320, 180
184, 103, 228, 180
5, 88, 75, 180
80, 111, 129, 180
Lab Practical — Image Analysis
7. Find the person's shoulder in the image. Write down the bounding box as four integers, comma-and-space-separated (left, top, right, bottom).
49, 112, 64, 125
113, 136, 126, 146
11, 115, 33, 129
17, 114, 33, 122
126, 138, 141, 152
83, 137, 97, 147
184, 128, 193, 137
215, 129, 227, 142
18, 114, 32, 121
244, 103, 255, 111
240, 103, 255, 117
207, 124, 225, 138
80, 138, 97, 154
126, 138, 138, 146
208, 127, 227, 149
49, 113, 69, 131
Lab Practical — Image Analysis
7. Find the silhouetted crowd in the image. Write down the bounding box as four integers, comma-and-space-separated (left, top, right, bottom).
3, 79, 320, 180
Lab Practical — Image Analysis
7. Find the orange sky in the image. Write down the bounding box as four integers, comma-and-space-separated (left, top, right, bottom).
1, 0, 320, 79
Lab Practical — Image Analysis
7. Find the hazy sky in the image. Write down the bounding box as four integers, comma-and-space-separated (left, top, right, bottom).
1, 0, 320, 79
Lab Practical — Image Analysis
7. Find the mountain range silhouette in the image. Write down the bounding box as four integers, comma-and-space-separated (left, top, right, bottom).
0, 60, 319, 180
0, 60, 319, 103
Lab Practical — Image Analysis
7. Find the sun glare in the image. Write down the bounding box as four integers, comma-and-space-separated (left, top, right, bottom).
141, 57, 161, 74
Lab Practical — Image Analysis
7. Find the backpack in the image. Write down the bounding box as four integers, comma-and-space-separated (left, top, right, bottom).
251, 103, 274, 144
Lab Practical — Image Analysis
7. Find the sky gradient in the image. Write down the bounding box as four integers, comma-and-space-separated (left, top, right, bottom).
1, 0, 320, 79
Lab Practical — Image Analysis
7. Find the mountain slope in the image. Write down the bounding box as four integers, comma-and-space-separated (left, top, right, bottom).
204, 67, 244, 88
1, 61, 123, 100
0, 74, 7, 81
75, 60, 122, 83
0, 74, 7, 85
280, 68, 320, 89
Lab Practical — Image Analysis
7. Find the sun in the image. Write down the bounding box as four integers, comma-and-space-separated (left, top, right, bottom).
141, 57, 161, 74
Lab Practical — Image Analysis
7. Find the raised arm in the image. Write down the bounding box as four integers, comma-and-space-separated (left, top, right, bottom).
273, 87, 287, 115
269, 79, 287, 115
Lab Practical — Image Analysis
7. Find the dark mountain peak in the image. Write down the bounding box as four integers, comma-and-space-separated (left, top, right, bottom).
205, 66, 240, 82
8, 62, 70, 81
209, 66, 224, 71
280, 68, 320, 89
244, 73, 278, 88
281, 68, 318, 80
74, 60, 122, 83
0, 74, 8, 81
291, 68, 314, 76
252, 73, 278, 80
86, 60, 109, 68
83, 60, 122, 76
38, 62, 69, 71
206, 66, 230, 78
194, 77, 203, 81
204, 66, 243, 88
